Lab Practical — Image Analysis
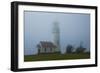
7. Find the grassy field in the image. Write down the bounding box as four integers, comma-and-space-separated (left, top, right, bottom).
24, 53, 90, 62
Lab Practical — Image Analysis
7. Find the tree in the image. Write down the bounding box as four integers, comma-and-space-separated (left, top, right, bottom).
75, 42, 86, 53
66, 45, 73, 53
75, 47, 86, 53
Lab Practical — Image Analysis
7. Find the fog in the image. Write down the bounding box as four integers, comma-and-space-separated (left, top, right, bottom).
24, 11, 90, 55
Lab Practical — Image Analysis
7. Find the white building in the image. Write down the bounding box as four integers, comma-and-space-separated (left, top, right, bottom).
37, 41, 58, 54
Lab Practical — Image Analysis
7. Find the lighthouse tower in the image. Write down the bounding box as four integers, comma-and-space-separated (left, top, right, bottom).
52, 21, 60, 52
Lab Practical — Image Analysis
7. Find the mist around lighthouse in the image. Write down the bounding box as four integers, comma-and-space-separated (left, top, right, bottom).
24, 11, 90, 62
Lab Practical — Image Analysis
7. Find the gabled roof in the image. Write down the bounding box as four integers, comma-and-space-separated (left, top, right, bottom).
37, 41, 57, 48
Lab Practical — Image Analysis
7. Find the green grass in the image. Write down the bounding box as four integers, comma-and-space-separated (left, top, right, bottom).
24, 53, 90, 62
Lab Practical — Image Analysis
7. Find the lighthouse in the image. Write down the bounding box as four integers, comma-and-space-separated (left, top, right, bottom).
52, 21, 60, 52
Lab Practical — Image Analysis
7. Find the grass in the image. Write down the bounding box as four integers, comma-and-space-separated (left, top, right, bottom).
24, 53, 90, 62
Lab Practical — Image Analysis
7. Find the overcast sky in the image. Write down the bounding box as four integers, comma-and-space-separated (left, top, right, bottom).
24, 11, 90, 55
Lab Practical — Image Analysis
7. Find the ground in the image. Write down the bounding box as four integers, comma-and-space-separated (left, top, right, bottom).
24, 53, 90, 62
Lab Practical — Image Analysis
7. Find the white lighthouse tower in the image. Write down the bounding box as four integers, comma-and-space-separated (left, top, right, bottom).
52, 21, 60, 52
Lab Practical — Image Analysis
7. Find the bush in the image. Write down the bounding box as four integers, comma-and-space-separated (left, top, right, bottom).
66, 45, 73, 53
75, 46, 86, 53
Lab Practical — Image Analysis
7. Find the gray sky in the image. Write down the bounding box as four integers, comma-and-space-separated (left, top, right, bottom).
24, 11, 90, 55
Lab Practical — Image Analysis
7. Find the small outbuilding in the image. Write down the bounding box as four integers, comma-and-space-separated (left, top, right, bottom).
37, 41, 58, 54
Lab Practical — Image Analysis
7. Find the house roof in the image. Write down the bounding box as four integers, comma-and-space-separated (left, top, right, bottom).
37, 41, 57, 48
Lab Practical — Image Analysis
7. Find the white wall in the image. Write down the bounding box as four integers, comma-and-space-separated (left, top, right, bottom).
0, 0, 99, 73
